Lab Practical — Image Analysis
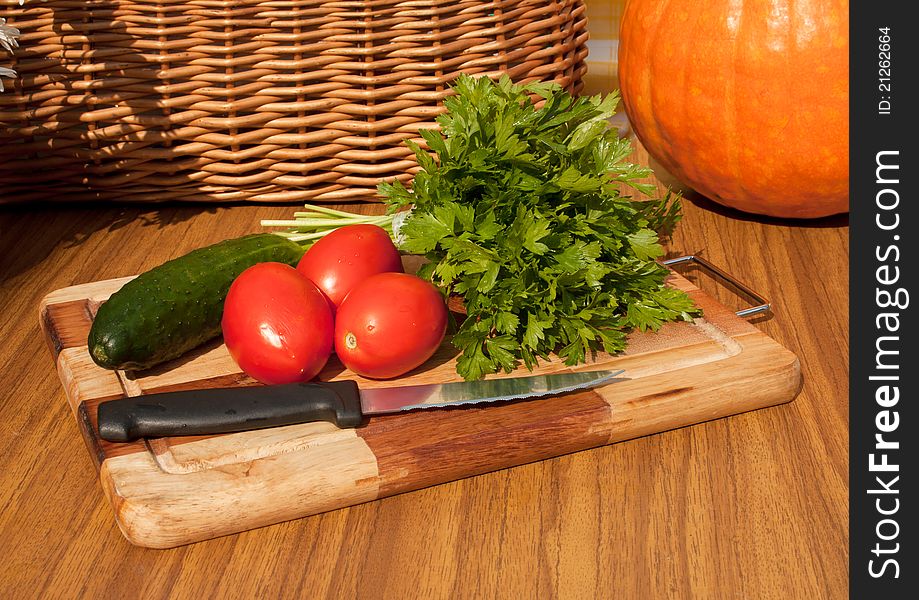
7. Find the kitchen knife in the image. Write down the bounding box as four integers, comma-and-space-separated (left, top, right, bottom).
97, 369, 624, 442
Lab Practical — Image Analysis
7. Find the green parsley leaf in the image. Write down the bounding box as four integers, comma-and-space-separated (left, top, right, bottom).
627, 229, 665, 261
380, 74, 701, 380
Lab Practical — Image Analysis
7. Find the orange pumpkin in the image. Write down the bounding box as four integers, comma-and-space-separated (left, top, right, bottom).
618, 0, 849, 219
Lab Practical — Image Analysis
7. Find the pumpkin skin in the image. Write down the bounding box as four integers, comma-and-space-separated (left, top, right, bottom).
618, 0, 849, 218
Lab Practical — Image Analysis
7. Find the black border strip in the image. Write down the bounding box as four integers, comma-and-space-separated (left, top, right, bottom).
850, 4, 915, 596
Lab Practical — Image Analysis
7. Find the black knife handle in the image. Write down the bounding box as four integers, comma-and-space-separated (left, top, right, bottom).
97, 380, 363, 442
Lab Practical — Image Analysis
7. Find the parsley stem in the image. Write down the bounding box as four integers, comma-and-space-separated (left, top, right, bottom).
292, 204, 371, 218
262, 204, 396, 246
261, 216, 390, 228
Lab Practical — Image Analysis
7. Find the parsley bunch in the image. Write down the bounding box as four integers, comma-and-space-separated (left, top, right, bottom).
380, 75, 699, 381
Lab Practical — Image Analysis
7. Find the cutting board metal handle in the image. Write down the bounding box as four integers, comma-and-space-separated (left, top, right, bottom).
662, 255, 771, 318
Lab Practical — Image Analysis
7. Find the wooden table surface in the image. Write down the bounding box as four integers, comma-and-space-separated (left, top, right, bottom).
0, 149, 849, 599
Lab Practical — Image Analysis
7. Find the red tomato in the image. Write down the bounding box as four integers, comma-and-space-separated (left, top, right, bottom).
334, 273, 448, 379
297, 224, 403, 312
222, 262, 333, 385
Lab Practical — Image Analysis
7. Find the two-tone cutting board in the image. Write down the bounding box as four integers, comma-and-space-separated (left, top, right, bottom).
40, 269, 801, 549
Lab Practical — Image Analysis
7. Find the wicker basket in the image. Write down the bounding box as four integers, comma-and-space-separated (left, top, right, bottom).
0, 0, 588, 203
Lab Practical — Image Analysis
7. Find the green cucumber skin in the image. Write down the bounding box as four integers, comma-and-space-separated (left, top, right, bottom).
88, 233, 304, 371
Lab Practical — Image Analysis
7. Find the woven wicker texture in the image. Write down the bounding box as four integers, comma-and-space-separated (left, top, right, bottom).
0, 0, 588, 203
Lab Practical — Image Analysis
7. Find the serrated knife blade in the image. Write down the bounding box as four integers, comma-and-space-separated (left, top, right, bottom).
97, 369, 625, 442
358, 369, 624, 414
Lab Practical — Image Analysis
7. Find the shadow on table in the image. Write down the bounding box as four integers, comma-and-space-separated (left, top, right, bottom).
683, 190, 850, 229
0, 201, 220, 285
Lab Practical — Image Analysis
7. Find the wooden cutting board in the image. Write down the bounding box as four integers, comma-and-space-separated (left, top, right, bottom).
39, 271, 801, 549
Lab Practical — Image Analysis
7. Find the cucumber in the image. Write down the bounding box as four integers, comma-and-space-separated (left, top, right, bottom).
88, 233, 304, 371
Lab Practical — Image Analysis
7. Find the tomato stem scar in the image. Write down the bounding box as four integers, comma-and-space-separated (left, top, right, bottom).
344, 332, 358, 350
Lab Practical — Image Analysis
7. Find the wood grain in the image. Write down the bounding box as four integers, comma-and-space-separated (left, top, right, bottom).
101, 429, 381, 549
40, 269, 798, 548
0, 145, 848, 597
